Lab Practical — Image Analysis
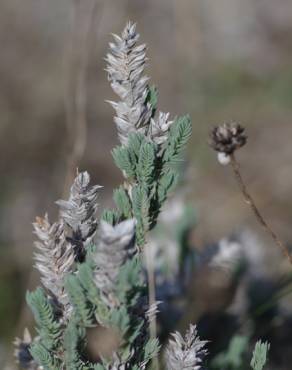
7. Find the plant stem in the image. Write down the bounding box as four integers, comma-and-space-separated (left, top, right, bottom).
230, 154, 292, 264
63, 0, 100, 196
145, 244, 159, 370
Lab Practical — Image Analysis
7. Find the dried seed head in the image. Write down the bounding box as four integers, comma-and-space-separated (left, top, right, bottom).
209, 123, 247, 155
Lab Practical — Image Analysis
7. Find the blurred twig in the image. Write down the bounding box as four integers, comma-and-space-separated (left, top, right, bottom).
63, 0, 100, 195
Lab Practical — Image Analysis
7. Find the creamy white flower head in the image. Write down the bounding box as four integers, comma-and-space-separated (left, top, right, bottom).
166, 324, 208, 370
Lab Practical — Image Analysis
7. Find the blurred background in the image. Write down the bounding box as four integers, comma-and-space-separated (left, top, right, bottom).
2, 0, 292, 368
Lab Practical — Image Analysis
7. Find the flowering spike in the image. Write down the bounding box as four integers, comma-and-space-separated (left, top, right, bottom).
33, 215, 75, 311
56, 171, 102, 259
106, 22, 154, 144
166, 324, 208, 370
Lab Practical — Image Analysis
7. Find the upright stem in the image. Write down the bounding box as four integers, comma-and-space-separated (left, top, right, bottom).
145, 244, 159, 370
230, 154, 292, 264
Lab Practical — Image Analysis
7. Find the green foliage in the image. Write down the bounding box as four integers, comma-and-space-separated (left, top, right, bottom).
92, 364, 105, 370
65, 275, 94, 327
143, 338, 160, 364
110, 306, 131, 338
128, 132, 145, 159
29, 342, 61, 370
113, 258, 148, 347
147, 85, 158, 115
163, 115, 192, 168
113, 186, 132, 219
110, 114, 192, 248
77, 263, 100, 307
64, 320, 86, 369
75, 256, 112, 326
132, 185, 150, 245
250, 341, 270, 370
136, 141, 157, 188
26, 288, 61, 350
212, 335, 249, 369
100, 208, 120, 225
115, 257, 144, 306
157, 170, 178, 205
112, 146, 136, 179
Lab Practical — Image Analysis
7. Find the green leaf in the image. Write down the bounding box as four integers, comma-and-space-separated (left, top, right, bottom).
132, 185, 150, 245
64, 320, 86, 369
163, 115, 192, 168
65, 275, 94, 326
157, 170, 178, 205
101, 208, 120, 225
112, 145, 136, 179
147, 85, 158, 115
30, 342, 60, 370
92, 364, 105, 370
116, 257, 144, 306
78, 263, 100, 306
26, 288, 61, 350
250, 340, 270, 370
113, 186, 132, 219
77, 261, 111, 326
110, 306, 130, 337
137, 141, 156, 187
212, 335, 249, 369
143, 338, 160, 364
128, 132, 145, 160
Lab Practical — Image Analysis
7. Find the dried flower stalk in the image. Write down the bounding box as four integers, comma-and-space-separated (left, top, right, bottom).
209, 122, 292, 264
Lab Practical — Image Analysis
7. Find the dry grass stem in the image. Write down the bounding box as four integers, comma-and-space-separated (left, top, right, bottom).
230, 154, 292, 264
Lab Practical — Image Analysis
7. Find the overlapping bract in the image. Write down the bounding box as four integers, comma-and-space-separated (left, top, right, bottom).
33, 171, 101, 314
166, 325, 208, 370
150, 112, 173, 146
94, 219, 137, 307
57, 171, 101, 258
33, 215, 75, 310
106, 22, 177, 148
106, 22, 153, 144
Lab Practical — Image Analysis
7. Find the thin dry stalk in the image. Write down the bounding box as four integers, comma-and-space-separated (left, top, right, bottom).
230, 154, 292, 264
63, 0, 99, 195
